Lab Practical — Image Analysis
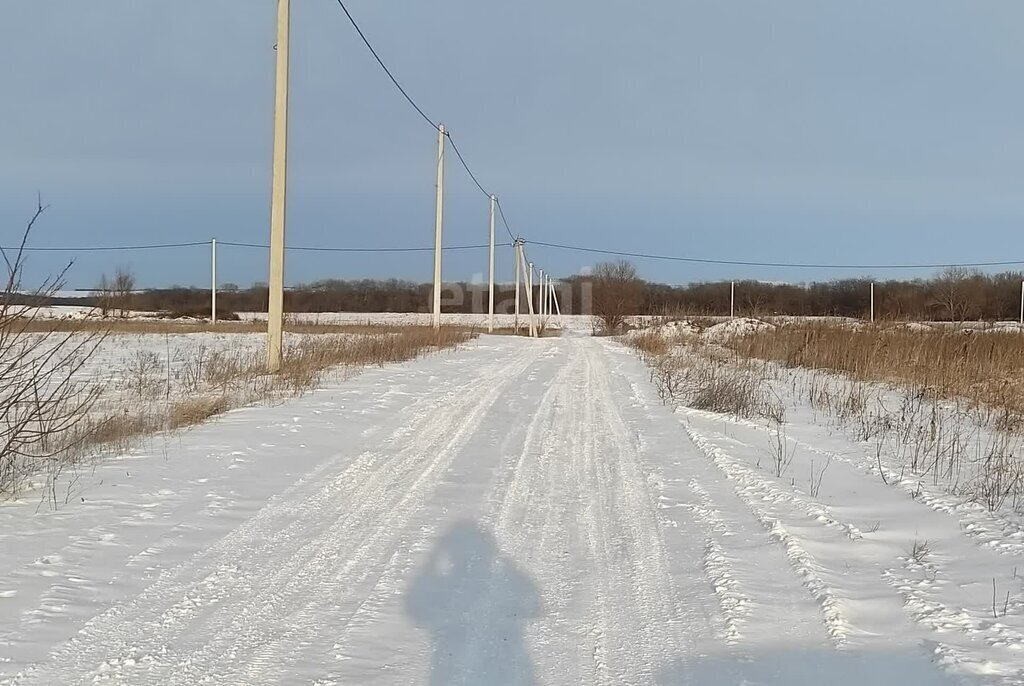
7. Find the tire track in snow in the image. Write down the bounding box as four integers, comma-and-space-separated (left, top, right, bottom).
177, 343, 543, 685
312, 343, 573, 685
569, 341, 695, 684
682, 422, 855, 643
602, 343, 836, 657
9, 342, 542, 686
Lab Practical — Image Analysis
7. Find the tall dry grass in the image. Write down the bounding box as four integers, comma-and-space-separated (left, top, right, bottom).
6, 326, 472, 504
729, 324, 1024, 430
626, 321, 1024, 510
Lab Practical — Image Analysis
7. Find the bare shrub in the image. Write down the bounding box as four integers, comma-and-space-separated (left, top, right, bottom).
589, 260, 643, 334
634, 338, 780, 422
767, 425, 795, 478
0, 202, 106, 500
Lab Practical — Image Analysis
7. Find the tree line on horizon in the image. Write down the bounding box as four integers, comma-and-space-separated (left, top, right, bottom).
40, 265, 1024, 322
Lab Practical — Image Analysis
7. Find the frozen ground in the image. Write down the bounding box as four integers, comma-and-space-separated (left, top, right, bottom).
0, 335, 1020, 684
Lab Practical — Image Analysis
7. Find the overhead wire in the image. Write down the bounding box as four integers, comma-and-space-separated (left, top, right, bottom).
219, 240, 510, 253
527, 240, 1024, 271
0, 241, 210, 252
331, 0, 522, 245
331, 0, 438, 130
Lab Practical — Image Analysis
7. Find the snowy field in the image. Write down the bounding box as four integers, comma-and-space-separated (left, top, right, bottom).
31, 304, 1024, 335
4, 330, 1024, 683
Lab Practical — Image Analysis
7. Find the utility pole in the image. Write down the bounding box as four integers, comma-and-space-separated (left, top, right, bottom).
487, 195, 496, 333
539, 269, 545, 323
1020, 280, 1023, 325
211, 238, 217, 325
870, 282, 875, 323
266, 0, 290, 372
730, 281, 735, 318
526, 259, 537, 337
432, 124, 446, 329
551, 281, 563, 328
513, 238, 523, 333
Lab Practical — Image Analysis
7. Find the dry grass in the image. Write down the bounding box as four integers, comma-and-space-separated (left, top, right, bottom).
627, 334, 782, 422
5, 326, 472, 502
97, 325, 471, 437
729, 323, 1024, 430
626, 320, 1024, 512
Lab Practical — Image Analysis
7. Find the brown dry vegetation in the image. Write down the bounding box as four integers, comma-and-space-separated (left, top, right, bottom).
626, 320, 1024, 510
729, 324, 1024, 430
4, 326, 472, 502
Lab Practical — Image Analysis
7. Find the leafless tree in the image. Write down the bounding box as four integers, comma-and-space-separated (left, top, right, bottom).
96, 265, 135, 318
931, 267, 977, 322
590, 260, 643, 334
1, 201, 106, 501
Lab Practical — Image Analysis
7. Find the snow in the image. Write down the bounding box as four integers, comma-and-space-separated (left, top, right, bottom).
701, 317, 777, 341
0, 334, 1017, 683
624, 319, 700, 344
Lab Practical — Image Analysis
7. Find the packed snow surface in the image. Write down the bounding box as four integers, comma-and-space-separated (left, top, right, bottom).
0, 336, 1016, 684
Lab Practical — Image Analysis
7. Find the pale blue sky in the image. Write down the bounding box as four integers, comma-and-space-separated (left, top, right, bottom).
2, 1, 1023, 289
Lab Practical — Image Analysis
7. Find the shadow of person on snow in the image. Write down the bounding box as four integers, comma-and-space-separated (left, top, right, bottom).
405, 520, 540, 686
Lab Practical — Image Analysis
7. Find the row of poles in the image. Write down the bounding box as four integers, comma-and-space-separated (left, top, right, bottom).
263, 0, 560, 371
259, 0, 1024, 371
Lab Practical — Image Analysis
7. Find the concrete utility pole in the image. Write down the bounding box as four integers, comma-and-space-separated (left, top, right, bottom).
487, 195, 496, 333
730, 281, 735, 318
526, 259, 537, 337
870, 282, 875, 323
539, 269, 545, 323
211, 238, 217, 325
551, 281, 563, 328
266, 0, 290, 372
513, 239, 523, 333
432, 124, 446, 329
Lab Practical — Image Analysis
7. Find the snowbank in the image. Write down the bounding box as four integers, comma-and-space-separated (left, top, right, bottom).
624, 319, 700, 344
701, 318, 776, 342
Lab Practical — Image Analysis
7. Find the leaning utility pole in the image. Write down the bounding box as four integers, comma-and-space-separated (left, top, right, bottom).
539, 269, 545, 323
266, 0, 290, 372
432, 124, 446, 329
518, 253, 536, 338
487, 195, 496, 333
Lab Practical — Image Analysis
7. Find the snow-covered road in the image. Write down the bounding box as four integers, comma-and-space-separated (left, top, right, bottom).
0, 336, 991, 684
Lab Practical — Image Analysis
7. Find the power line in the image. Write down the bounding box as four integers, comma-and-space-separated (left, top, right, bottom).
528, 240, 1024, 271
494, 198, 517, 243
331, 0, 519, 244
220, 241, 511, 253
331, 0, 438, 130
0, 241, 209, 253
445, 133, 489, 198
